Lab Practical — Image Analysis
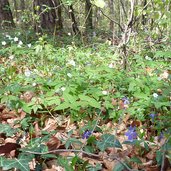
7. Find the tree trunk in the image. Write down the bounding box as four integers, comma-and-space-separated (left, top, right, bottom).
55, 0, 63, 30
33, 0, 60, 32
0, 0, 15, 28
142, 0, 147, 25
20, 0, 25, 11
68, 5, 80, 35
85, 0, 93, 31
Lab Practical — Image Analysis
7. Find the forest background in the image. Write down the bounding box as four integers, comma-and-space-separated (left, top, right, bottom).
0, 0, 171, 170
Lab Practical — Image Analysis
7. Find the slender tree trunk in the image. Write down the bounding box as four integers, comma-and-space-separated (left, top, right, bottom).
55, 0, 63, 30
69, 5, 80, 34
142, 0, 147, 25
13, 0, 18, 19
0, 0, 15, 28
20, 0, 25, 11
33, 0, 59, 32
85, 0, 93, 31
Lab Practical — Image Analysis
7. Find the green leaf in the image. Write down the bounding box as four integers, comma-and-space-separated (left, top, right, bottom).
156, 150, 162, 165
129, 157, 142, 164
91, 0, 105, 8
78, 94, 101, 109
54, 102, 70, 110
0, 124, 17, 136
0, 153, 33, 171
113, 162, 125, 171
96, 134, 122, 151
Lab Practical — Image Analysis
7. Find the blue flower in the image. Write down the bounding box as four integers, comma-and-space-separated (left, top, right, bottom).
149, 113, 156, 122
125, 126, 137, 141
82, 130, 92, 139
158, 131, 164, 141
122, 97, 130, 105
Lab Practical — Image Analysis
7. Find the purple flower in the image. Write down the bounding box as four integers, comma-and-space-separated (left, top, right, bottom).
158, 131, 164, 141
122, 97, 130, 105
125, 126, 137, 141
149, 113, 156, 122
82, 130, 92, 139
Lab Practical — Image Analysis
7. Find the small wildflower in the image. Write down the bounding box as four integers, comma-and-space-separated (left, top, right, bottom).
6, 35, 11, 39
24, 69, 31, 77
82, 130, 92, 139
2, 41, 6, 46
14, 37, 19, 42
68, 32, 71, 36
158, 131, 164, 141
9, 55, 14, 60
122, 97, 130, 105
149, 113, 156, 122
61, 87, 66, 91
108, 63, 114, 68
32, 82, 36, 86
67, 73, 72, 78
18, 40, 23, 45
153, 93, 158, 98
125, 126, 137, 141
102, 90, 108, 95
67, 59, 76, 66
27, 43, 31, 48
145, 56, 152, 60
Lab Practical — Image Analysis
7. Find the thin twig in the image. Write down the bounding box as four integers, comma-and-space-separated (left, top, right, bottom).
99, 9, 124, 32
24, 149, 100, 158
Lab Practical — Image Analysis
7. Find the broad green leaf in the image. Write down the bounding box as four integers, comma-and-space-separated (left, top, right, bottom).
63, 92, 77, 103
96, 134, 122, 151
78, 94, 101, 109
0, 153, 33, 171
129, 157, 142, 164
113, 162, 125, 171
54, 102, 70, 110
0, 124, 17, 136
156, 150, 162, 165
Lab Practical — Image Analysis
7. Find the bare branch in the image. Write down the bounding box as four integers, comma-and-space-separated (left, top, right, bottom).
99, 9, 124, 32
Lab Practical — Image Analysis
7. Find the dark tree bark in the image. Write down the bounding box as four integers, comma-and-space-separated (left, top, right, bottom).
142, 0, 147, 25
0, 0, 15, 28
85, 0, 93, 31
55, 0, 63, 30
20, 0, 25, 11
33, 0, 62, 32
68, 5, 80, 35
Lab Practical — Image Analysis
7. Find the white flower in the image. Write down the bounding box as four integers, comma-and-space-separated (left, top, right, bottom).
2, 41, 6, 46
6, 35, 12, 39
18, 40, 23, 45
14, 37, 19, 42
17, 44, 22, 48
9, 55, 14, 60
32, 82, 36, 86
153, 93, 158, 98
108, 63, 114, 68
24, 69, 31, 77
61, 87, 66, 91
27, 43, 31, 48
67, 60, 76, 66
145, 56, 152, 60
68, 32, 71, 36
102, 90, 108, 95
67, 73, 72, 78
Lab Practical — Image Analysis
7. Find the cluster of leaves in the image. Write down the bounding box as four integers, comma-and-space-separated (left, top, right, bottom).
0, 31, 171, 170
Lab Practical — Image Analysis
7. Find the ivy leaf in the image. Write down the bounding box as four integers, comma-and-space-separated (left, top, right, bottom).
96, 134, 122, 151
0, 153, 34, 171
0, 124, 17, 136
